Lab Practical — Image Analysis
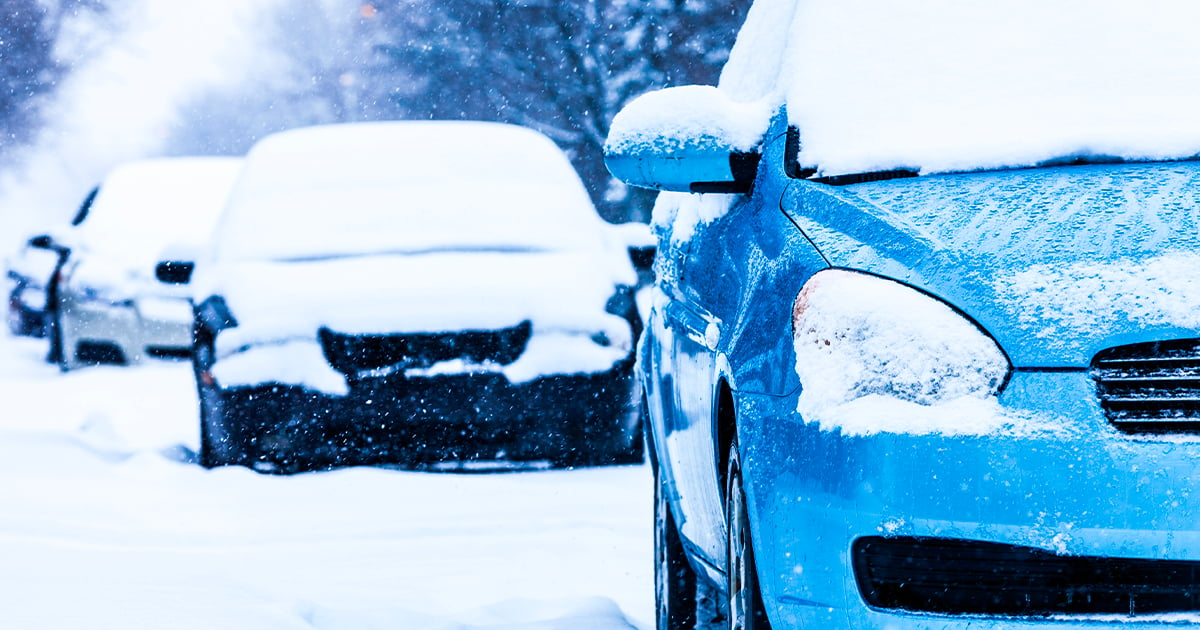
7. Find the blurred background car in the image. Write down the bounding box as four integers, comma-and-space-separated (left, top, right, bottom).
191, 121, 644, 472
51, 157, 242, 370
5, 189, 96, 339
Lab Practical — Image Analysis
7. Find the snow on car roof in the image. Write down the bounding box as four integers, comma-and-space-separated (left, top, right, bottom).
75, 157, 243, 262
215, 121, 608, 262
719, 0, 1200, 177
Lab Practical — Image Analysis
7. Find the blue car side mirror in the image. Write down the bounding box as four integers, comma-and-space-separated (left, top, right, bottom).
604, 85, 766, 193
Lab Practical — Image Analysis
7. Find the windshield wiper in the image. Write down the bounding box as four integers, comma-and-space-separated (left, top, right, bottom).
809, 169, 920, 186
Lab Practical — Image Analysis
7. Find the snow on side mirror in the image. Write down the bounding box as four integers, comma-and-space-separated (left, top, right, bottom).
604, 85, 770, 193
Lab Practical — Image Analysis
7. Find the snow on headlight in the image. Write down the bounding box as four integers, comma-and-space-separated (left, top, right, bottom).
792, 270, 1012, 433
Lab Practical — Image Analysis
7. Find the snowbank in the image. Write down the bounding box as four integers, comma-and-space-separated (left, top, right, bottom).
719, 0, 1200, 176
0, 331, 653, 630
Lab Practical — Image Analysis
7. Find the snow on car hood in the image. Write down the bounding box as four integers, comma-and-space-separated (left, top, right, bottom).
783, 161, 1200, 368
204, 249, 634, 349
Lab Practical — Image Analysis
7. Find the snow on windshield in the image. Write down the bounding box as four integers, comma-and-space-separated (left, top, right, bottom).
720, 0, 1200, 176
214, 122, 607, 262
73, 157, 242, 266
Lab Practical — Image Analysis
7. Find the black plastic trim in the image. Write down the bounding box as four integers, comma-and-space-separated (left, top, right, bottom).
854, 536, 1200, 617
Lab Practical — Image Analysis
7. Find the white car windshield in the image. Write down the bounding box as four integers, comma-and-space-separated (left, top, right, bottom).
213, 123, 606, 262
73, 158, 242, 267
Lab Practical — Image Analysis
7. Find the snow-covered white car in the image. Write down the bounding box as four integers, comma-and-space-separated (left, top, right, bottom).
7, 234, 68, 339
191, 121, 643, 471
52, 157, 243, 369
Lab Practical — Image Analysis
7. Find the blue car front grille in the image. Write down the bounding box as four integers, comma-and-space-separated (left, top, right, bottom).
854, 536, 1200, 616
1092, 338, 1200, 434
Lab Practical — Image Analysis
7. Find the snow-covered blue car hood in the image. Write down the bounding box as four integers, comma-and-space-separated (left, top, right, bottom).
784, 161, 1200, 368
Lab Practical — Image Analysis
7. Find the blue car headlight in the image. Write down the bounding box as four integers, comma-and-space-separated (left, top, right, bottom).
792, 270, 1009, 411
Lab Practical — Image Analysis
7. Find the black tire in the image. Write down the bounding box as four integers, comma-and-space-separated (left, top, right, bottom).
654, 452, 723, 630
726, 444, 772, 630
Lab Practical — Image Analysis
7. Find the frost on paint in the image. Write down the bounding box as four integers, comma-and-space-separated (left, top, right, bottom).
994, 253, 1200, 341
792, 270, 1026, 436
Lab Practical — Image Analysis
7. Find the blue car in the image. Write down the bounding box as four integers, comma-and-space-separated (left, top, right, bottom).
606, 34, 1200, 630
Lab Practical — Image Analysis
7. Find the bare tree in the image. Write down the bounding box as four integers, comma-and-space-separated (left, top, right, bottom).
356, 0, 750, 222
0, 0, 61, 149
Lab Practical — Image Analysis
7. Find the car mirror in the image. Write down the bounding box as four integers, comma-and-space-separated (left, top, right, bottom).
27, 234, 54, 249
604, 85, 766, 193
155, 261, 195, 284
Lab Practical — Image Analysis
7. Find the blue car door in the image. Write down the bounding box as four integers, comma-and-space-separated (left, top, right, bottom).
661, 195, 750, 566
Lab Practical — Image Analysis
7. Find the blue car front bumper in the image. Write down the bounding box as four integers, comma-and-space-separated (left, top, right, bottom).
738, 370, 1200, 629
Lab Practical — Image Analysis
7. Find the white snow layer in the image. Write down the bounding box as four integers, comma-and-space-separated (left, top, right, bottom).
994, 253, 1200, 341
0, 331, 651, 630
213, 122, 612, 262
717, 0, 1200, 176
793, 270, 1023, 436
212, 338, 350, 395
74, 158, 242, 266
605, 85, 773, 154
57, 158, 242, 303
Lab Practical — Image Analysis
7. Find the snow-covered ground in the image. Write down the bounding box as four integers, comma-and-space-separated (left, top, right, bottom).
0, 331, 652, 630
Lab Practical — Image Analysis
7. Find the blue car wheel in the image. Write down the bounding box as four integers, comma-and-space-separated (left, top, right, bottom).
727, 443, 771, 630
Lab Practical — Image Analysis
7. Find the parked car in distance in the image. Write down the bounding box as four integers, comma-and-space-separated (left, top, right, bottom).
51, 157, 242, 370
191, 121, 644, 472
5, 189, 97, 339
605, 2, 1200, 630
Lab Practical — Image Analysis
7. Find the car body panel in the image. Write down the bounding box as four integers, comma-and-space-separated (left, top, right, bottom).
783, 160, 1200, 368
738, 371, 1200, 629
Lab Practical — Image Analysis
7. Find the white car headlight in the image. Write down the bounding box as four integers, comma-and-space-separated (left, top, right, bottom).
792, 270, 1009, 412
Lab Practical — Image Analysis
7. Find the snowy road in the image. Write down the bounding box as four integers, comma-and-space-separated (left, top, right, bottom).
0, 332, 652, 630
